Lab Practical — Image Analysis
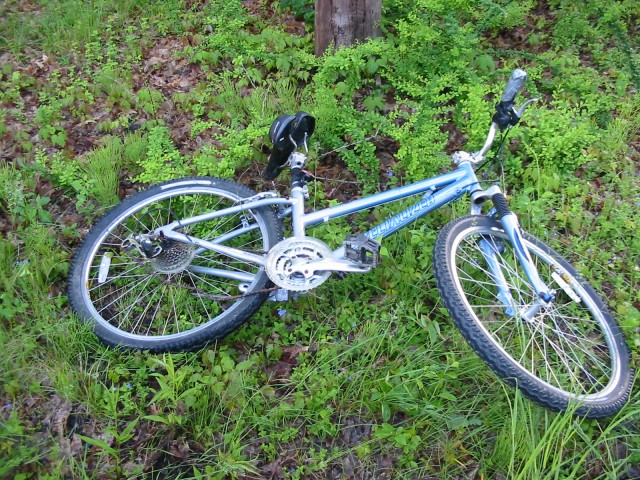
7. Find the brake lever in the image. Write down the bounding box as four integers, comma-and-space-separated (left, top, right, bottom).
514, 98, 539, 121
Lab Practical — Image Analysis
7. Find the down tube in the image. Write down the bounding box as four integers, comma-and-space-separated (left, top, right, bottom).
365, 179, 475, 240
303, 166, 475, 230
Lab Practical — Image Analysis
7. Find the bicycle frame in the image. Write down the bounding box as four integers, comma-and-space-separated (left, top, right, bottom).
157, 161, 481, 264
157, 150, 553, 303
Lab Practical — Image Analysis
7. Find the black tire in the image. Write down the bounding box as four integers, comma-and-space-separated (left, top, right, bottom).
68, 177, 283, 352
433, 215, 633, 418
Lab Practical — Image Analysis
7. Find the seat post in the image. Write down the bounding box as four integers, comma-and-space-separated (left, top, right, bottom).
289, 152, 308, 238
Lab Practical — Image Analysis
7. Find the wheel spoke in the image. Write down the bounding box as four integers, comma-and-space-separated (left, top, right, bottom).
71, 181, 280, 350
438, 217, 627, 409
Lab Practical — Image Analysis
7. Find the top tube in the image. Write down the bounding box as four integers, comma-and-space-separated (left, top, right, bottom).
303, 162, 480, 230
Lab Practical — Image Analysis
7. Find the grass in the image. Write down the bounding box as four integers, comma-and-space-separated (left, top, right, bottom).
1, 0, 639, 478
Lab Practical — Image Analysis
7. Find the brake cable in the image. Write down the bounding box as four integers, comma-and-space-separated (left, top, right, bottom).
476, 127, 511, 188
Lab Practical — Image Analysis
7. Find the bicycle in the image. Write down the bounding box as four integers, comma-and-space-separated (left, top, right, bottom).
68, 69, 633, 418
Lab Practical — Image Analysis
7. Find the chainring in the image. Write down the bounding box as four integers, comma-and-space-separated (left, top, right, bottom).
266, 237, 333, 291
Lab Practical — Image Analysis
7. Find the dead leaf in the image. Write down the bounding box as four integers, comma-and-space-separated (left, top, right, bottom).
279, 346, 307, 365
265, 360, 293, 381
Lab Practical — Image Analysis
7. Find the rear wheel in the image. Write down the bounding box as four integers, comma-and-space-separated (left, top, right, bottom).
433, 215, 633, 418
68, 177, 283, 352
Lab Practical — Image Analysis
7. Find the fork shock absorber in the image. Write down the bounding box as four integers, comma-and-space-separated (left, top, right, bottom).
491, 192, 511, 218
492, 193, 554, 302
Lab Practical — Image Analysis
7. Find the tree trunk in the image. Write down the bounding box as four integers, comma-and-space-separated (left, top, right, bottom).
315, 0, 381, 56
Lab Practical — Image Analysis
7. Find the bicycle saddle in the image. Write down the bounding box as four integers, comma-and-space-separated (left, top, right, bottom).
263, 112, 315, 180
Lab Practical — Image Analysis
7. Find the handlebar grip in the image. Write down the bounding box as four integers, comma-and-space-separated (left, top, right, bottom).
500, 68, 527, 103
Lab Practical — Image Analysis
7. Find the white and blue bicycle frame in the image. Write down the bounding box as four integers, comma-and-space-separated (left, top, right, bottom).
157, 125, 554, 310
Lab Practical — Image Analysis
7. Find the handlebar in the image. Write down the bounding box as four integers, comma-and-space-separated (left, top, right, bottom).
501, 68, 527, 103
455, 68, 536, 165
492, 68, 528, 133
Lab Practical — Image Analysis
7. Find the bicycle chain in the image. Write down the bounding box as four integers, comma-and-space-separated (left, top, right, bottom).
159, 246, 276, 301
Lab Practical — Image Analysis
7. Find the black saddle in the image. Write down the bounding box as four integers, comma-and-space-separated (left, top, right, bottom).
263, 112, 315, 180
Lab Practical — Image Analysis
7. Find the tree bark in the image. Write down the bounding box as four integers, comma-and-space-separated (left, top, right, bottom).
315, 0, 381, 56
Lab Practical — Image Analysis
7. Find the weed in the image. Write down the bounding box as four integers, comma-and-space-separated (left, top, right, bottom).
135, 126, 188, 184
279, 0, 315, 22
35, 104, 67, 147
1, 0, 639, 478
137, 88, 165, 115
0, 411, 46, 477
81, 136, 123, 207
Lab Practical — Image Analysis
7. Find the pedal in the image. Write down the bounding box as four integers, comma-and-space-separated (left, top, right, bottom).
344, 234, 381, 267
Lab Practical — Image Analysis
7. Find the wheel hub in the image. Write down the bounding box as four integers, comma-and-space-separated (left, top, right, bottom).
266, 237, 333, 291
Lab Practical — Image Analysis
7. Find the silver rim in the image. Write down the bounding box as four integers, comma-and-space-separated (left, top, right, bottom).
80, 186, 269, 342
450, 225, 621, 402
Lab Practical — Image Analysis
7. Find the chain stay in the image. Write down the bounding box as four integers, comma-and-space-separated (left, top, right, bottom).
162, 277, 280, 302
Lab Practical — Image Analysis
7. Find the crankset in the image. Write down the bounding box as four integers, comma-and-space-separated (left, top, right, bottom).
266, 237, 334, 291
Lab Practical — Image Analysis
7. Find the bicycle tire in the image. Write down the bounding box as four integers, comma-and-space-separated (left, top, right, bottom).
433, 215, 633, 418
68, 177, 283, 352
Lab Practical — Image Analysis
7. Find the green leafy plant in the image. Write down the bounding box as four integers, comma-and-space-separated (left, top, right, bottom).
279, 0, 315, 22
519, 101, 598, 174
135, 126, 188, 184
136, 88, 165, 115
0, 411, 46, 477
35, 138, 122, 208
35, 104, 67, 147
1, 1, 639, 478
81, 136, 123, 207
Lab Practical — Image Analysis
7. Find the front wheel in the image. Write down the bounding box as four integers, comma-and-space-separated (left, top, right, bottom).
433, 215, 633, 418
68, 177, 283, 352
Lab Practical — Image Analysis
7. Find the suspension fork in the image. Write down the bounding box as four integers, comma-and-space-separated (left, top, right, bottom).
477, 237, 518, 317
491, 193, 554, 303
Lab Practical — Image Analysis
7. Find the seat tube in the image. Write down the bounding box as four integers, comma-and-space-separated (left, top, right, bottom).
291, 187, 306, 237
290, 165, 307, 238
